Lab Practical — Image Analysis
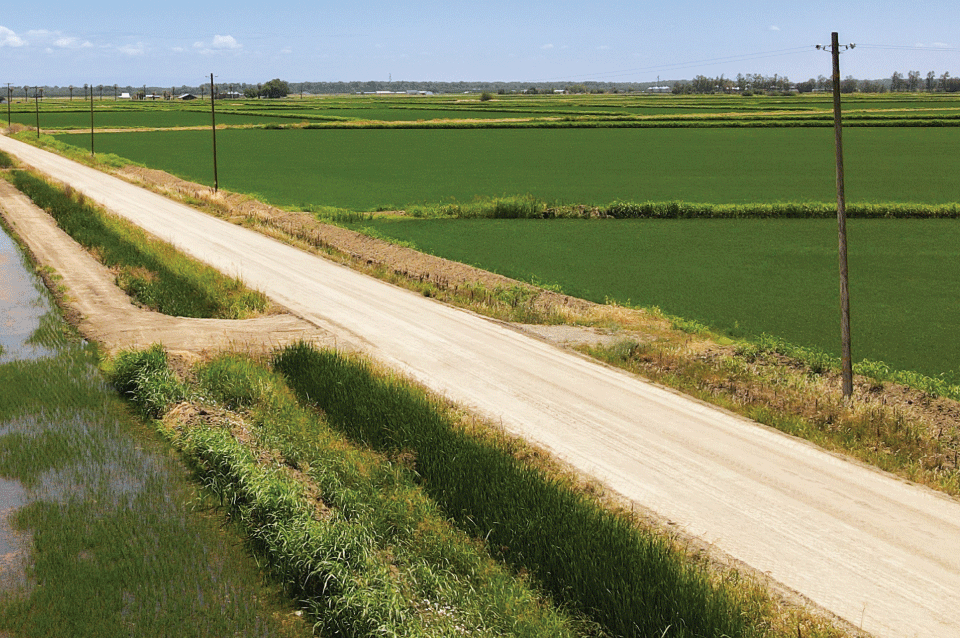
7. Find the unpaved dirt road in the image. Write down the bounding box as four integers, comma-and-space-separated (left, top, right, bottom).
3, 134, 960, 637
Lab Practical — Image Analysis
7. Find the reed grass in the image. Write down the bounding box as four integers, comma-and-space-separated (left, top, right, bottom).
272, 342, 770, 638
118, 348, 598, 637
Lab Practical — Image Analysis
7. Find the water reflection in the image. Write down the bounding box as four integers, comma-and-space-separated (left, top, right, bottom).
0, 477, 28, 592
0, 223, 58, 361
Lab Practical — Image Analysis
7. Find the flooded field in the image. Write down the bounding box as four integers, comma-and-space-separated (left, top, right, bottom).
0, 220, 311, 637
0, 226, 58, 362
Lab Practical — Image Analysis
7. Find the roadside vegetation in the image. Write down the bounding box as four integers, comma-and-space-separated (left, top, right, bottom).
109, 341, 847, 638
4, 168, 269, 319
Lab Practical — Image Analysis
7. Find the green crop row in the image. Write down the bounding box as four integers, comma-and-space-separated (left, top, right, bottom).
7, 169, 268, 319
271, 343, 770, 638
601, 200, 960, 219
111, 345, 598, 637
389, 197, 960, 220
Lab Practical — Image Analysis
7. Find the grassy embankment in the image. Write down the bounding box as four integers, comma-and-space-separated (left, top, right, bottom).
111, 341, 845, 638
0, 210, 313, 637
5, 168, 268, 319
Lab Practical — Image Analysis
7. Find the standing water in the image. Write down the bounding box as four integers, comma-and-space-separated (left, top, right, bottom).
0, 224, 58, 362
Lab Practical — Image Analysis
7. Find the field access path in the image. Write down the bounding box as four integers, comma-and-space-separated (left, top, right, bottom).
2, 134, 958, 638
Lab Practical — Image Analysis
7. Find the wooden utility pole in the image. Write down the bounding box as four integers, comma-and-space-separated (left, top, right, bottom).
829, 32, 854, 398
210, 73, 219, 192
34, 87, 40, 138
90, 83, 95, 157
5, 84, 11, 128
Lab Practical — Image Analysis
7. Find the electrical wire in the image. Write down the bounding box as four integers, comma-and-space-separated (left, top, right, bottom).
858, 43, 960, 53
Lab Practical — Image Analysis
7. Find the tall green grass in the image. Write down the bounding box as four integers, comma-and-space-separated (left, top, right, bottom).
114, 347, 597, 637
272, 342, 766, 638
8, 169, 268, 318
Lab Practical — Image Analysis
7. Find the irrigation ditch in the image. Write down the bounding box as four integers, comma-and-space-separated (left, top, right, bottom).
2, 138, 958, 635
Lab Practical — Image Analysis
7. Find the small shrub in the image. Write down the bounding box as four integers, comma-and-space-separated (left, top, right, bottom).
111, 344, 185, 418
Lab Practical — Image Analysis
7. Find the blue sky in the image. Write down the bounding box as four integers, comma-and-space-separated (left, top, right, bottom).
1, 1, 958, 87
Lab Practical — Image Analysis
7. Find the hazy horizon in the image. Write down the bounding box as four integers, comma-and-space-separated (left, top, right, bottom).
2, 1, 958, 87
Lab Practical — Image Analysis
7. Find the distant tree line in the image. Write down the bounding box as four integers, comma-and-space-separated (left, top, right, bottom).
671, 70, 960, 95
8, 72, 959, 101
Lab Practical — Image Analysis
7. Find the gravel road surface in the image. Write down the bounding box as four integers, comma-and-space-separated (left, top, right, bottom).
3, 134, 959, 637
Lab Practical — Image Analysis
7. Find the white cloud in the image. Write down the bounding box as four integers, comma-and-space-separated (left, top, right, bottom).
596, 45, 610, 50
0, 26, 25, 47
541, 43, 554, 50
118, 42, 146, 56
933, 42, 950, 48
212, 34, 240, 49
54, 37, 93, 49
193, 34, 242, 54
279, 46, 292, 55
769, 25, 780, 31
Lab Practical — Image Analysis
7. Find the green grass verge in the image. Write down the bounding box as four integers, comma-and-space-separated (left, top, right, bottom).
271, 342, 772, 638
6, 169, 268, 319
344, 217, 960, 382
52, 127, 960, 211
111, 345, 599, 637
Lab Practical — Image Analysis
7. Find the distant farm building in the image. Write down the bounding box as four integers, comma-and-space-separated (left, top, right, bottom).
119, 92, 132, 99
177, 93, 198, 101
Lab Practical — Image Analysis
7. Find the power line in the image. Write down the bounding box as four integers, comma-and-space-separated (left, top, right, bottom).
858, 43, 960, 53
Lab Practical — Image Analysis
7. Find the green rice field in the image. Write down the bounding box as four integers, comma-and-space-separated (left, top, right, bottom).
348, 217, 960, 380
55, 127, 960, 210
